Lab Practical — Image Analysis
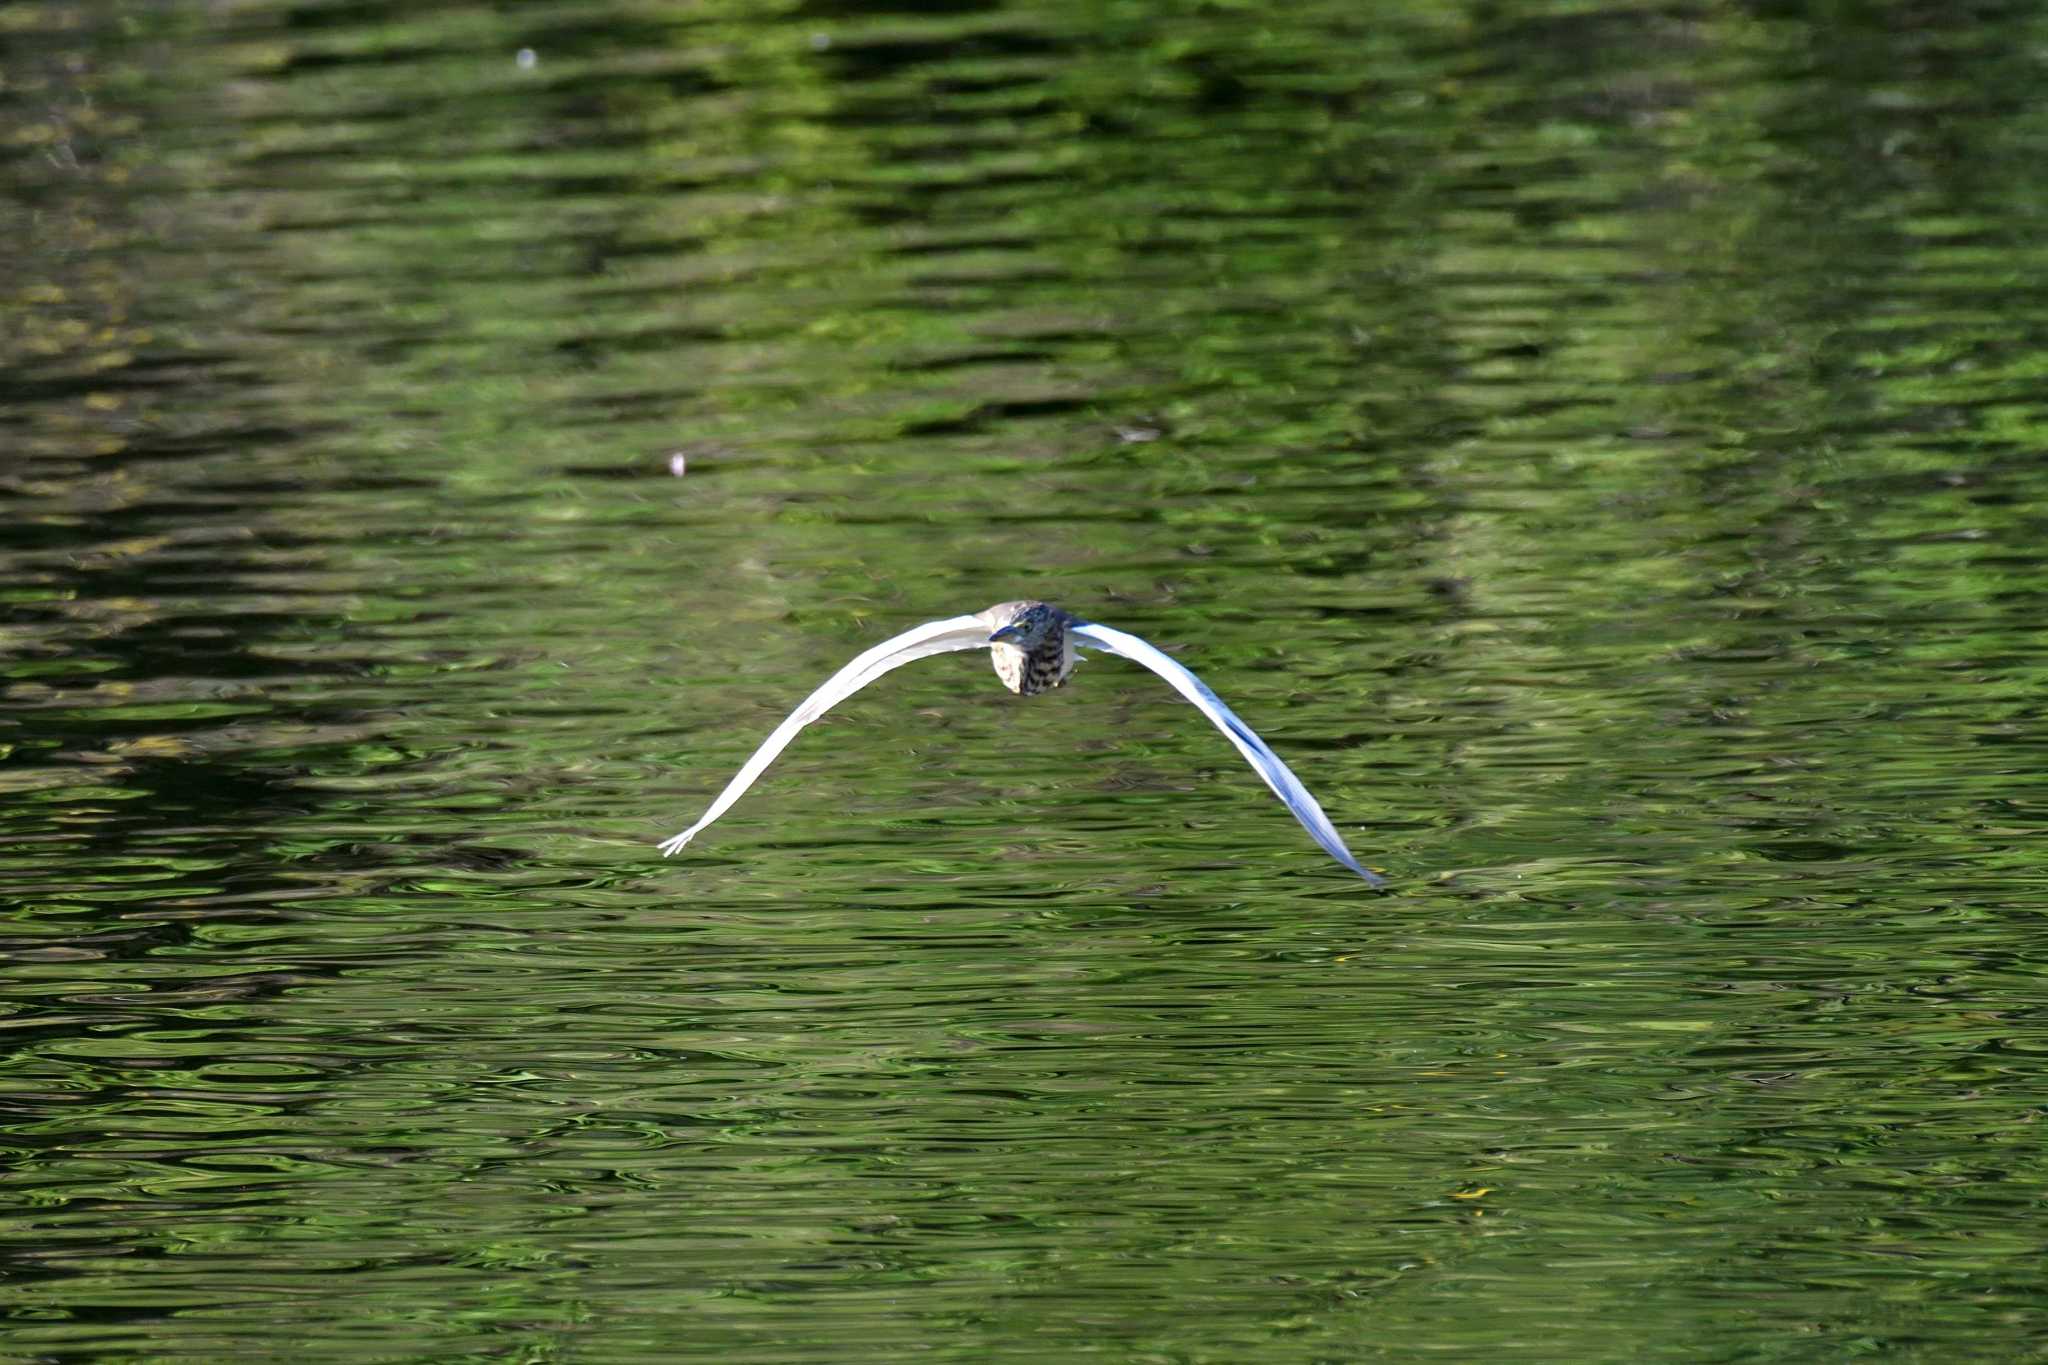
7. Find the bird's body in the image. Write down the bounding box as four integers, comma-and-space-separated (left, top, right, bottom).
658, 600, 1386, 885
980, 600, 1078, 695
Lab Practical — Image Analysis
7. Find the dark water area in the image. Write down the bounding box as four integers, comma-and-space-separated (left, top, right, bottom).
6, 1, 2048, 1358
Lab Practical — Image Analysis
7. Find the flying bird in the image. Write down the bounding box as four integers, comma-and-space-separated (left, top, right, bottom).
658, 600, 1386, 885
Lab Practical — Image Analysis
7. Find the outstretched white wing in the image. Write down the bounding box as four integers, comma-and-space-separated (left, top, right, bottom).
659, 615, 990, 856
1070, 621, 1385, 885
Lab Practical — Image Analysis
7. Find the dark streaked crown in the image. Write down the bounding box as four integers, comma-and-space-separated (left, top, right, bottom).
976, 599, 1071, 642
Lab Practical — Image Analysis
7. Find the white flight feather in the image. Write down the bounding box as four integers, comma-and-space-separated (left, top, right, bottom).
656, 614, 989, 856
1069, 621, 1385, 886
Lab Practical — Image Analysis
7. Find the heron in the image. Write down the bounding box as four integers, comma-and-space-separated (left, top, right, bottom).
657, 600, 1386, 886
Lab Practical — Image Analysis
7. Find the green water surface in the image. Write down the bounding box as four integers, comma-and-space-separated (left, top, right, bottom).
5, 1, 2048, 1360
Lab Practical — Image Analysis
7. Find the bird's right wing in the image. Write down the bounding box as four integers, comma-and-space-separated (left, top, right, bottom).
1071, 621, 1385, 885
659, 614, 990, 856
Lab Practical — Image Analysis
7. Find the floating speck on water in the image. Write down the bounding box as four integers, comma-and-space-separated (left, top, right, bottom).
667, 451, 688, 477
515, 48, 537, 69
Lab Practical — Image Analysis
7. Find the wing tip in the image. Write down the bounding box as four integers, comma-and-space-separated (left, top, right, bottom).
1332, 849, 1390, 888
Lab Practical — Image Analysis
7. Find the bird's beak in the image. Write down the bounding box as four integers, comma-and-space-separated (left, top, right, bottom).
987, 627, 1018, 644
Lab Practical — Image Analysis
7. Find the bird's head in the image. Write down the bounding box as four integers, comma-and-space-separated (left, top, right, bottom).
983, 600, 1066, 651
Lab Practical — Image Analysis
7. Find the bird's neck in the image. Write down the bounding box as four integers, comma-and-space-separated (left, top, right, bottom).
993, 632, 1074, 696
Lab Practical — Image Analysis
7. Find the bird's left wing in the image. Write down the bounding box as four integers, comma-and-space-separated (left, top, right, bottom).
1070, 621, 1386, 886
659, 614, 990, 856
